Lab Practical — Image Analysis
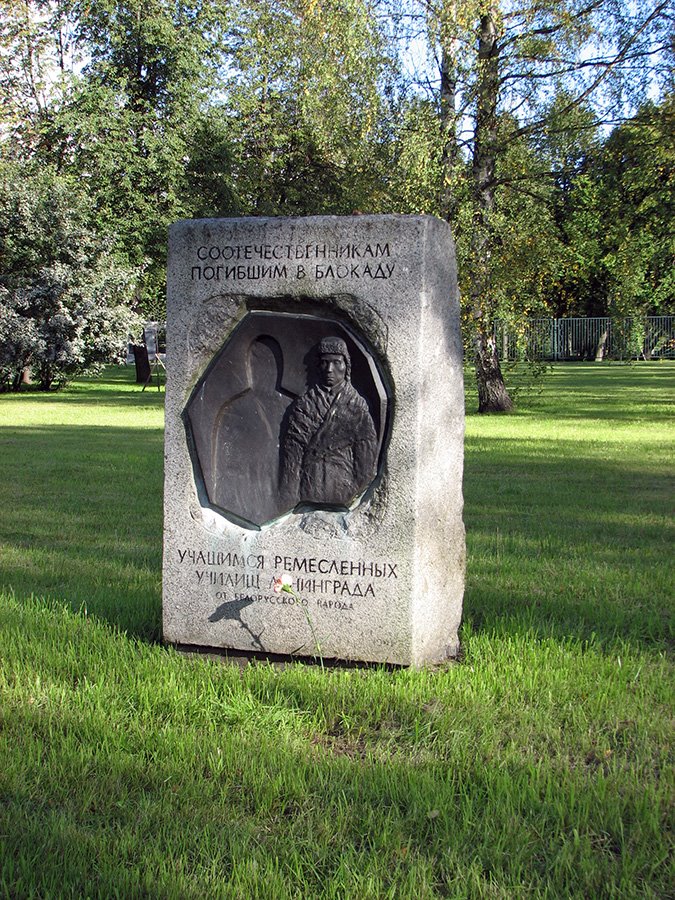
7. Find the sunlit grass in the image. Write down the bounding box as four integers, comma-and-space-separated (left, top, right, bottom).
464, 362, 673, 650
0, 369, 164, 639
0, 362, 673, 897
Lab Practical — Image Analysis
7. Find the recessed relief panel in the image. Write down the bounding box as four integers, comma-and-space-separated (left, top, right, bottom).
185, 312, 389, 527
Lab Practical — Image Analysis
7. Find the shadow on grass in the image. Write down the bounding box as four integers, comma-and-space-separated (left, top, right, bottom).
467, 362, 675, 424
0, 424, 164, 641
1, 415, 672, 651
1, 727, 663, 898
1, 393, 165, 410
1, 393, 165, 409
463, 434, 673, 648
0, 605, 670, 898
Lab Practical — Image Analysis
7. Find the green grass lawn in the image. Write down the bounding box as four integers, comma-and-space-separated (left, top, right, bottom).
0, 363, 673, 898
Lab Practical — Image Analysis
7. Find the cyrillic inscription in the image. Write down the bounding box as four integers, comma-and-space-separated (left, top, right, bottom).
272, 555, 397, 578
178, 549, 264, 568
196, 242, 391, 261
190, 242, 395, 282
176, 547, 398, 610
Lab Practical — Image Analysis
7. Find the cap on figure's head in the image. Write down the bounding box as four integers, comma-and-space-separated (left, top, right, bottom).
315, 336, 351, 386
317, 336, 349, 359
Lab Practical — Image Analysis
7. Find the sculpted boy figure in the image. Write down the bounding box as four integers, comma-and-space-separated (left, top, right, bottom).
280, 336, 378, 508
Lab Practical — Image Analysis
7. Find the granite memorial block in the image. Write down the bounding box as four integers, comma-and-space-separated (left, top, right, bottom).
163, 215, 465, 666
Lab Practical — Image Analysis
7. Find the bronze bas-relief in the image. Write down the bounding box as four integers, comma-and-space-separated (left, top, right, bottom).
185, 312, 388, 527
212, 335, 292, 523
279, 337, 378, 508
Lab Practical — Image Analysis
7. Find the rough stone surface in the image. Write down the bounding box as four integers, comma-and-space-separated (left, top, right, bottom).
163, 215, 465, 666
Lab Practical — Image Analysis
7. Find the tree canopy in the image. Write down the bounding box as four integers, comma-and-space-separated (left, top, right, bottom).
1, 0, 672, 400
0, 161, 138, 390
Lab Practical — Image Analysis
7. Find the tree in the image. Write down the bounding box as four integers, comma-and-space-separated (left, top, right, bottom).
3, 0, 670, 379
390, 0, 672, 409
0, 1, 81, 152
593, 95, 674, 319
2, 1, 397, 316
0, 162, 138, 390
546, 93, 674, 331
1, 1, 239, 317
221, 0, 397, 215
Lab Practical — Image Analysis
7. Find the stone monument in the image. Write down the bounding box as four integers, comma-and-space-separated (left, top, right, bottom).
163, 215, 465, 666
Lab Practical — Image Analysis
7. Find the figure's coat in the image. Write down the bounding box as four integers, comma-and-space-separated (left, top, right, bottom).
281, 381, 377, 506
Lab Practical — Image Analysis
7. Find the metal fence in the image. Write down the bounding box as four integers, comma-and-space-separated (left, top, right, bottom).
494, 316, 675, 362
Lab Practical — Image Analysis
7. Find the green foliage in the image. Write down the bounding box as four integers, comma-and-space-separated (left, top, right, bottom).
401, 0, 673, 408
184, 110, 240, 219
1, 0, 395, 313
550, 95, 675, 318
0, 0, 80, 150
48, 79, 193, 313
598, 96, 675, 317
0, 0, 671, 336
471, 120, 567, 319
386, 97, 446, 215
222, 0, 396, 215
60, 0, 237, 313
1, 1, 239, 316
0, 163, 139, 390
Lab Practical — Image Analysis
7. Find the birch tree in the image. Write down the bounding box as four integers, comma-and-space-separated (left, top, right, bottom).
392, 0, 672, 410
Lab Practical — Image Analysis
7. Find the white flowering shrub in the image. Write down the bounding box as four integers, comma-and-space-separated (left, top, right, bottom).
0, 163, 140, 391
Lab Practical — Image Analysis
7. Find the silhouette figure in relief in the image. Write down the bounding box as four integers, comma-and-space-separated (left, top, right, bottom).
280, 336, 377, 508
212, 336, 291, 524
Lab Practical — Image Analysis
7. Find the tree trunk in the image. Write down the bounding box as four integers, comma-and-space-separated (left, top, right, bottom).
594, 328, 608, 361
475, 325, 513, 412
469, 4, 513, 413
439, 41, 459, 225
